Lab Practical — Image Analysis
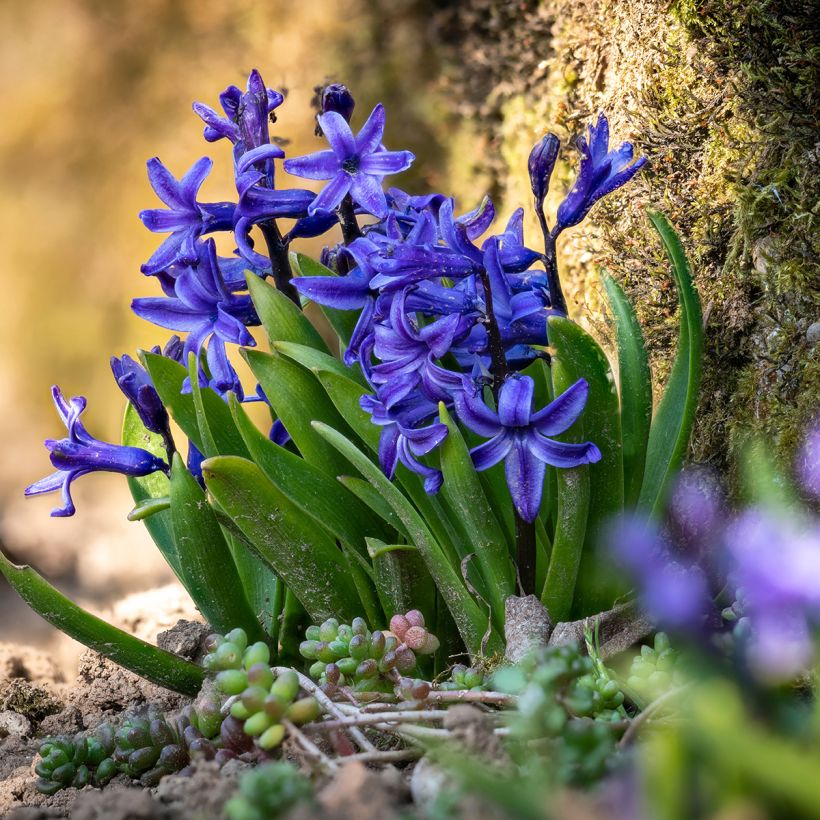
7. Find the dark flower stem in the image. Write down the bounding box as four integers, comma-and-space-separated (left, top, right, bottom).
337, 194, 362, 244
260, 219, 300, 306
515, 517, 537, 597
535, 204, 567, 315
478, 265, 537, 596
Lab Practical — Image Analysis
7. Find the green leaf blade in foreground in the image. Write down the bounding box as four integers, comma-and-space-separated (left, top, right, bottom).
637, 212, 703, 516
541, 355, 591, 624
169, 454, 263, 639
201, 455, 361, 623
122, 404, 180, 578
140, 353, 203, 451
0, 548, 202, 695
246, 270, 329, 353
438, 403, 514, 627
547, 316, 623, 616
603, 273, 653, 507
312, 421, 502, 657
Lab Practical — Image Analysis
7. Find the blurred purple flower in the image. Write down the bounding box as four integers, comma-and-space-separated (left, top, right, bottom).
796, 420, 820, 500
25, 388, 168, 517
607, 514, 713, 631
284, 103, 414, 218
726, 509, 820, 681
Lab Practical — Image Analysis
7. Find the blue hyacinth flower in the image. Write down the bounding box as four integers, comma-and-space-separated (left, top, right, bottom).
25, 387, 168, 517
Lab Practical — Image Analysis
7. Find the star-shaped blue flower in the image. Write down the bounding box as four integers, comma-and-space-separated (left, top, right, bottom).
284, 103, 415, 219
455, 374, 601, 522
25, 387, 168, 517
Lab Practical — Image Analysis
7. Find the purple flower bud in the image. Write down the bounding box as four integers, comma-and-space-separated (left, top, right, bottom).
796, 420, 820, 500
528, 133, 560, 205
321, 83, 355, 122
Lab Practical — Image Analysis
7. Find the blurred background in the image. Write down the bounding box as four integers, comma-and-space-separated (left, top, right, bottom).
0, 0, 456, 670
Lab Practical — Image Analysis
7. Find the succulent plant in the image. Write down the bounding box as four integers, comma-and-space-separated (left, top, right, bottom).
34, 725, 117, 795
625, 632, 686, 703
225, 761, 313, 820
221, 668, 320, 751
113, 709, 216, 786
438, 663, 486, 692
299, 612, 438, 694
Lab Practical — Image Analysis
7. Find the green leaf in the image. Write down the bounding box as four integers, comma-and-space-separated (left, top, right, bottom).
338, 476, 408, 538
312, 422, 501, 656
140, 353, 203, 451
367, 538, 436, 624
122, 404, 180, 578
313, 370, 380, 451
603, 273, 653, 507
437, 404, 514, 627
273, 340, 367, 387
127, 496, 171, 521
169, 454, 263, 638
290, 252, 360, 345
541, 356, 591, 623
638, 212, 703, 516
246, 270, 329, 353
186, 353, 251, 459
0, 547, 202, 695
201, 455, 361, 622
547, 316, 624, 616
228, 394, 390, 552
243, 348, 352, 478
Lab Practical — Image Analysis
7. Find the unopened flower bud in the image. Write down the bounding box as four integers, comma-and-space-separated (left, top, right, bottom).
528, 133, 560, 205
321, 83, 355, 122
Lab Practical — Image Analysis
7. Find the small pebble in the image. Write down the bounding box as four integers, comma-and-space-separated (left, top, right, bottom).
806, 321, 820, 345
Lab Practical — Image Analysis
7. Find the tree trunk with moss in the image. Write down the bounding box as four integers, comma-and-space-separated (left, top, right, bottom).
427, 0, 818, 480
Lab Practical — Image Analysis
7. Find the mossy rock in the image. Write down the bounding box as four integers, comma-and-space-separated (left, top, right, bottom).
429, 0, 819, 483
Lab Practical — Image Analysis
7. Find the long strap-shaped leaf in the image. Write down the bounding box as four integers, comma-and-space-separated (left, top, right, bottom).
312, 422, 502, 656
637, 211, 703, 516
123, 404, 180, 578
603, 273, 653, 507
541, 356, 591, 623
0, 548, 203, 695
201, 455, 361, 623
169, 455, 263, 639
547, 316, 623, 617
246, 270, 330, 353
438, 404, 514, 627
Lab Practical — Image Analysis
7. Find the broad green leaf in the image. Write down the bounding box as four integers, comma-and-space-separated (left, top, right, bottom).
122, 404, 181, 578
228, 394, 389, 551
367, 538, 436, 624
186, 353, 251, 459
290, 252, 359, 345
312, 422, 501, 656
338, 476, 408, 538
246, 270, 329, 353
603, 273, 653, 507
314, 370, 380, 451
243, 348, 352, 478
547, 316, 623, 616
202, 455, 361, 622
273, 340, 367, 387
169, 455, 263, 639
438, 404, 514, 626
541, 356, 591, 623
638, 211, 703, 516
140, 353, 203, 451
0, 547, 203, 695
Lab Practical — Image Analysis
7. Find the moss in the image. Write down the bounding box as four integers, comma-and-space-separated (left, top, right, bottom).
432, 0, 819, 481
0, 678, 61, 724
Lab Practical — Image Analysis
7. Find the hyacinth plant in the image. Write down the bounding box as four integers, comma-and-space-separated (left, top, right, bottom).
1, 71, 703, 694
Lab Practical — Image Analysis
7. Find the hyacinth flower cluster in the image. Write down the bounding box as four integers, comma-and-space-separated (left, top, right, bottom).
8, 66, 708, 694
609, 424, 820, 684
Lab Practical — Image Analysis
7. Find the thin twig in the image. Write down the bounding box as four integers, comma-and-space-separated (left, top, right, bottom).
283, 719, 338, 772
618, 684, 692, 748
340, 748, 421, 764
273, 666, 377, 753
308, 710, 455, 731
